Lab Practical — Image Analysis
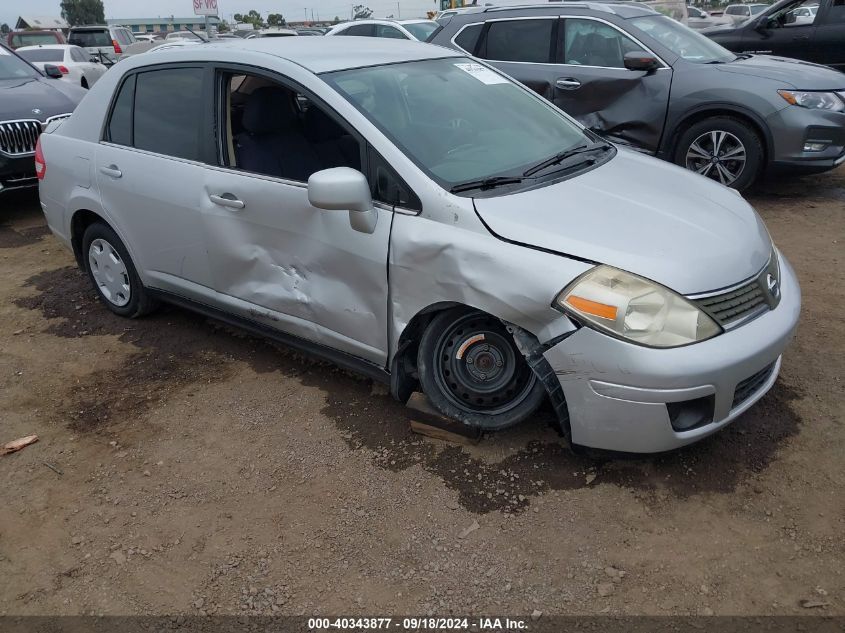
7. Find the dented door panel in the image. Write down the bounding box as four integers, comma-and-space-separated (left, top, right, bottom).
201, 167, 391, 365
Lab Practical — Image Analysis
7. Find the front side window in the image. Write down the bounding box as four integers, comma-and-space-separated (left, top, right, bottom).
324, 58, 591, 191
220, 71, 361, 183
630, 15, 735, 63
402, 21, 440, 41
0, 48, 40, 80
480, 19, 554, 63
772, 0, 821, 25
559, 19, 646, 68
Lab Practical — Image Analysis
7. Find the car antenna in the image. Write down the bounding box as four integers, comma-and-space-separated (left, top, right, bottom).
185, 26, 210, 42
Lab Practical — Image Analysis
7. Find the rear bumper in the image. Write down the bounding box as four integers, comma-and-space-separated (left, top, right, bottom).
0, 153, 38, 194
544, 253, 801, 453
766, 105, 845, 174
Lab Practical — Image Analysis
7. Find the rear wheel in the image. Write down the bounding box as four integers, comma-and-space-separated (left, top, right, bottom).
82, 223, 158, 318
417, 308, 546, 431
674, 117, 763, 191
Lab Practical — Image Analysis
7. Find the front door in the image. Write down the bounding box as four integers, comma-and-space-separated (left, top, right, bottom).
201, 69, 392, 365
744, 0, 820, 61
549, 17, 672, 151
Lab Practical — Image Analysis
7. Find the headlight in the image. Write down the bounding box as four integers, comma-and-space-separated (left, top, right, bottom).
554, 266, 722, 348
777, 90, 845, 112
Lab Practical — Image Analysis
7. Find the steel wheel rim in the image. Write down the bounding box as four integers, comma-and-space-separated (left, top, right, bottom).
88, 238, 131, 307
433, 314, 536, 416
685, 130, 747, 186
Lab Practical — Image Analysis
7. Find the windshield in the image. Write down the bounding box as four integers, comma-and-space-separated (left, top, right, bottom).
630, 15, 736, 63
403, 21, 439, 41
17, 48, 64, 62
324, 58, 590, 191
68, 30, 111, 47
0, 48, 40, 80
11, 33, 59, 47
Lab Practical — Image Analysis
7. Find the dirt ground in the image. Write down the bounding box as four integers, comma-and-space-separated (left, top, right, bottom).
0, 168, 842, 618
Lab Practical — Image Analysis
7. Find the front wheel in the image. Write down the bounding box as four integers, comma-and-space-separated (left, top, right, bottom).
674, 117, 763, 191
417, 308, 546, 431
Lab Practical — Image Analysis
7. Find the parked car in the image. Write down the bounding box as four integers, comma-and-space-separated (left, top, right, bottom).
37, 38, 800, 453
723, 3, 770, 24
16, 45, 108, 89
0, 44, 84, 194
326, 19, 441, 41
431, 3, 845, 190
703, 0, 844, 70
6, 30, 66, 50
134, 34, 165, 43
67, 25, 137, 65
251, 28, 299, 38
164, 30, 209, 41
686, 6, 733, 29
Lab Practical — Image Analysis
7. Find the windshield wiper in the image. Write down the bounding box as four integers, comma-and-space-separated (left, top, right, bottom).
450, 176, 524, 194
522, 142, 611, 178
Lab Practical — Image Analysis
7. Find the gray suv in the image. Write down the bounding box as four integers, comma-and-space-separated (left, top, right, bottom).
431, 2, 845, 190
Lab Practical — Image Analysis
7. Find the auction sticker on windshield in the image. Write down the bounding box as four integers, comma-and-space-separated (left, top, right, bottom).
454, 62, 509, 85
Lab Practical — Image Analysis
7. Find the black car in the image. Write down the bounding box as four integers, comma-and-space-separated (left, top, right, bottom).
0, 45, 85, 195
703, 0, 845, 71
431, 2, 845, 190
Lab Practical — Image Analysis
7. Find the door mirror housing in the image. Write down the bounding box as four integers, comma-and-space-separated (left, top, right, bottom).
308, 167, 378, 234
623, 52, 660, 72
43, 64, 63, 79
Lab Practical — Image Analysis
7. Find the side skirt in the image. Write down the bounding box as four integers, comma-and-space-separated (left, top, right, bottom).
148, 289, 392, 386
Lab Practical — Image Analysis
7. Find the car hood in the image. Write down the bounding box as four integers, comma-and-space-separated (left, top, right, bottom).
0, 76, 83, 121
714, 54, 845, 89
472, 150, 772, 295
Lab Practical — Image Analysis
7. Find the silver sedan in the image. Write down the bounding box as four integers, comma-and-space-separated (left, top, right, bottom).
35, 38, 800, 453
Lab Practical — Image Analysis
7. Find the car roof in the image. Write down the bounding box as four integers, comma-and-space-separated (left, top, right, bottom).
140, 37, 462, 74
445, 2, 658, 19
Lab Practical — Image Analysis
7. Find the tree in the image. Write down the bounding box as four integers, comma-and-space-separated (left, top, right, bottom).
267, 13, 286, 27
234, 10, 263, 27
60, 0, 106, 26
353, 5, 373, 19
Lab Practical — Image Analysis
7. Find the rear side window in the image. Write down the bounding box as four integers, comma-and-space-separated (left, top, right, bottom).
480, 19, 554, 63
375, 25, 407, 39
69, 29, 111, 47
105, 67, 205, 162
133, 68, 204, 160
454, 23, 483, 53
107, 75, 135, 146
339, 24, 375, 36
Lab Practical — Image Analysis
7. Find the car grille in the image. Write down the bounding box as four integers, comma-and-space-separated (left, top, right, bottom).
0, 120, 43, 157
732, 362, 776, 409
693, 252, 780, 329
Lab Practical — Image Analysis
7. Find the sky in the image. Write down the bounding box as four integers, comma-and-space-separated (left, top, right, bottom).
2, 0, 438, 28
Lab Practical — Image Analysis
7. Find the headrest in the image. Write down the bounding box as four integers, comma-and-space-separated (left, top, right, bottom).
242, 87, 297, 134
303, 106, 346, 143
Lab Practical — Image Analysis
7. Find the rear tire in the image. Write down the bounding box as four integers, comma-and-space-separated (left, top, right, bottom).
417, 307, 546, 431
673, 116, 763, 191
82, 223, 158, 318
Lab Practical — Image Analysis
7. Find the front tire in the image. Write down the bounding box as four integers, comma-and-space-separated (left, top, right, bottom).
82, 223, 158, 318
417, 308, 546, 431
674, 117, 763, 191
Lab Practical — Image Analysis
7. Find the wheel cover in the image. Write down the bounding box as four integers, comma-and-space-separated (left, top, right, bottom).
88, 238, 131, 307
685, 130, 747, 186
433, 314, 537, 417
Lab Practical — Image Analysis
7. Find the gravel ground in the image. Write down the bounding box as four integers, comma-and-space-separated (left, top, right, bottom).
0, 168, 842, 617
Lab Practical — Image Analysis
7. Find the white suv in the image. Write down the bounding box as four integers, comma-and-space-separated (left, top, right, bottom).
67, 25, 136, 64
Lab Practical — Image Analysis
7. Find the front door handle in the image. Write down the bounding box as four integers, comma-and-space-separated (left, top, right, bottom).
209, 193, 245, 210
555, 78, 582, 90
99, 165, 122, 178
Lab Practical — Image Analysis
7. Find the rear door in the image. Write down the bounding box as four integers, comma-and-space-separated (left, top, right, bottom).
95, 65, 215, 295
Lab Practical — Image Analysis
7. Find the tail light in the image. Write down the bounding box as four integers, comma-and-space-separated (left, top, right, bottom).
58, 65, 69, 74
35, 137, 46, 180
112, 38, 122, 54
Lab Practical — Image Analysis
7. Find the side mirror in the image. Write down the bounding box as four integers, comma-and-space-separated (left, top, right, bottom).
623, 52, 660, 72
308, 167, 378, 234
90, 56, 100, 63
43, 64, 63, 79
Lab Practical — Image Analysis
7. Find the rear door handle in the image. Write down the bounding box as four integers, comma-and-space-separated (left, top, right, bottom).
99, 165, 122, 178
555, 78, 582, 90
209, 193, 245, 210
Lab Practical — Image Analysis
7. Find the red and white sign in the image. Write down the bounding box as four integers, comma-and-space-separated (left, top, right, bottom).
193, 0, 218, 16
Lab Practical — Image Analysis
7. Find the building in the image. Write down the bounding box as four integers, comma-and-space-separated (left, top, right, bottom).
15, 16, 69, 30
106, 16, 220, 34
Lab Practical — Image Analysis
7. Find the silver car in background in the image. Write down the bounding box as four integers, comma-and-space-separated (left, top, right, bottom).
36, 39, 800, 453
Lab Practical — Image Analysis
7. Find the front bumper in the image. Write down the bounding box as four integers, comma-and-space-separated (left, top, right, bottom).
544, 253, 801, 453
766, 104, 845, 174
0, 153, 38, 194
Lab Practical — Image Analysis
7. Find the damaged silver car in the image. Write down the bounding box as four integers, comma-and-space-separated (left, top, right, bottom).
37, 38, 800, 453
